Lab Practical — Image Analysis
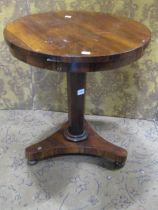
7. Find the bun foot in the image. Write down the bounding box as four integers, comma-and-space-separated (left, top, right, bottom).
113, 161, 126, 169
27, 160, 38, 166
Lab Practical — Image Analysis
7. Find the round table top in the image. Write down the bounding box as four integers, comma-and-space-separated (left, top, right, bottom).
4, 11, 151, 72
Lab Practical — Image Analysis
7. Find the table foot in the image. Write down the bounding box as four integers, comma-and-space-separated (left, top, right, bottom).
27, 160, 38, 166
25, 121, 127, 166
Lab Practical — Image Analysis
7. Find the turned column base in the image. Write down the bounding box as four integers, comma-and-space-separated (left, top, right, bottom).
25, 121, 127, 168
64, 127, 88, 142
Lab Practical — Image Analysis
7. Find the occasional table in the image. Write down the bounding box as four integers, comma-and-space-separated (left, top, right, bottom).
4, 11, 151, 167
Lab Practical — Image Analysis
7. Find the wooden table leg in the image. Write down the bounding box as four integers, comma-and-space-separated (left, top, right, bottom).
26, 71, 127, 167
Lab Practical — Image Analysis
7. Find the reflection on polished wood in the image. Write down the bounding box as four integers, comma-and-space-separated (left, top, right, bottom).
4, 11, 151, 71
4, 11, 151, 168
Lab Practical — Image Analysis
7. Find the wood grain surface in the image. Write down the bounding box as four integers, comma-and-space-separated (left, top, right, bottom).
4, 11, 150, 167
4, 11, 151, 72
26, 121, 127, 166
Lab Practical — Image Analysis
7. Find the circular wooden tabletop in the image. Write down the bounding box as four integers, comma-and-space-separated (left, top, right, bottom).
4, 11, 151, 72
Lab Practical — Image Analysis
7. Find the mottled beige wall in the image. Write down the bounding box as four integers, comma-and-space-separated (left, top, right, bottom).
0, 0, 158, 120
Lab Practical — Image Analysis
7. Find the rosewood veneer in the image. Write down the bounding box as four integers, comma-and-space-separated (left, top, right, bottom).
4, 11, 151, 167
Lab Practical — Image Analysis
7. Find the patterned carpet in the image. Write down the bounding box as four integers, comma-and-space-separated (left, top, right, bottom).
0, 110, 158, 210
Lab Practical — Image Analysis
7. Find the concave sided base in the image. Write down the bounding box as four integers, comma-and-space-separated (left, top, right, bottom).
25, 121, 127, 166
26, 72, 127, 168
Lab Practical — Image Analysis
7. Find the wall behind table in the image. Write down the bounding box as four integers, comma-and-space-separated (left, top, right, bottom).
0, 0, 158, 120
